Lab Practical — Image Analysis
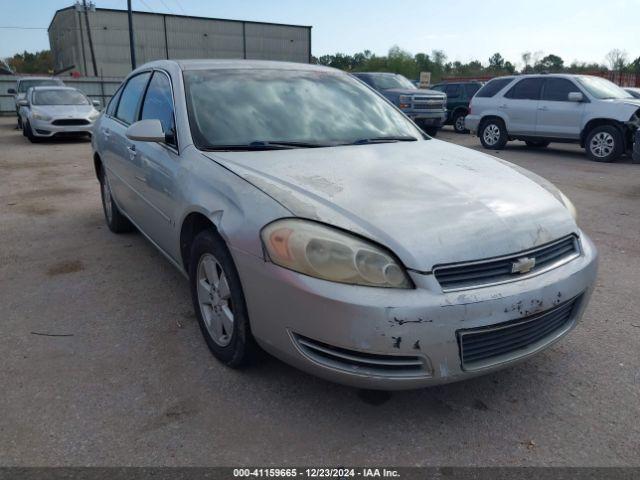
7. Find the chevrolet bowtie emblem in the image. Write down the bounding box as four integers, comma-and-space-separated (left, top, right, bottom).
512, 257, 536, 274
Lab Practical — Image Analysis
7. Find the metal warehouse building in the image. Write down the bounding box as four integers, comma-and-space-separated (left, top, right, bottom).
48, 6, 312, 77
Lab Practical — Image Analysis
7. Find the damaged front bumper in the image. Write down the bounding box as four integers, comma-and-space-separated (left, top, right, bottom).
233, 232, 598, 390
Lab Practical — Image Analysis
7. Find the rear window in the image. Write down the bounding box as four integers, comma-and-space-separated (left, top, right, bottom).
475, 78, 513, 98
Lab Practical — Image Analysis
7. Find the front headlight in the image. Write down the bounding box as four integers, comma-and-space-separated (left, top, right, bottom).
261, 219, 412, 288
88, 109, 100, 121
31, 110, 51, 121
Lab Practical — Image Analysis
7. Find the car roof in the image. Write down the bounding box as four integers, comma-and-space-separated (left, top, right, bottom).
353, 72, 402, 76
18, 76, 62, 81
29, 86, 78, 92
136, 59, 337, 73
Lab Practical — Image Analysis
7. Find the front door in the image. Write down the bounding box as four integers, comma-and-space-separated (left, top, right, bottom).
535, 78, 585, 139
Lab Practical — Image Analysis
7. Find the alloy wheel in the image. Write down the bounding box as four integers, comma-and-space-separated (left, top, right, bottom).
196, 253, 234, 347
590, 132, 615, 158
455, 115, 466, 132
483, 124, 501, 146
102, 176, 113, 223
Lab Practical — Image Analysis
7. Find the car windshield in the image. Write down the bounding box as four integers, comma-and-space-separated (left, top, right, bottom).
368, 74, 417, 91
18, 79, 62, 93
184, 69, 424, 149
576, 76, 632, 100
33, 89, 89, 106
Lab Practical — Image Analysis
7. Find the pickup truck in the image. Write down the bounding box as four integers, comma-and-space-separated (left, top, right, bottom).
352, 72, 447, 136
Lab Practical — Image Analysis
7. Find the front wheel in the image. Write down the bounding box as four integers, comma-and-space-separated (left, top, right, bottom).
585, 125, 623, 162
24, 121, 40, 143
479, 119, 508, 150
189, 230, 258, 367
453, 111, 468, 133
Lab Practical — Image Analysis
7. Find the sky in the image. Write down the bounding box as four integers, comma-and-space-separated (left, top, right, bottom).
1, 0, 639, 68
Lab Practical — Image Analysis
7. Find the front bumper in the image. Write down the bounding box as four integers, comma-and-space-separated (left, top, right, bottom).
233, 232, 598, 390
405, 109, 447, 126
29, 118, 94, 137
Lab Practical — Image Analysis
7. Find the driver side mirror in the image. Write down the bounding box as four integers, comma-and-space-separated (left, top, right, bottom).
126, 119, 166, 143
92, 99, 101, 108
568, 92, 584, 102
17, 99, 29, 107
8, 88, 16, 94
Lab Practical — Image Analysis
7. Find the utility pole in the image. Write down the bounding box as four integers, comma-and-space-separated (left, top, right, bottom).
81, 0, 98, 76
128, 0, 137, 70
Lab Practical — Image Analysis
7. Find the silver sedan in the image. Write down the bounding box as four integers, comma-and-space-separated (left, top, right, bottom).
19, 86, 101, 142
92, 60, 598, 390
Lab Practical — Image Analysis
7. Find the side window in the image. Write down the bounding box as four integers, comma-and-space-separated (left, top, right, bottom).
475, 78, 513, 98
542, 78, 581, 102
105, 85, 123, 116
115, 72, 151, 125
464, 83, 481, 98
140, 71, 176, 146
445, 84, 461, 98
505, 78, 544, 100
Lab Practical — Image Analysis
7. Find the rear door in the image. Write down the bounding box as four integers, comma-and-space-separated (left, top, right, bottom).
104, 71, 152, 222
130, 70, 181, 258
501, 77, 544, 134
535, 78, 586, 139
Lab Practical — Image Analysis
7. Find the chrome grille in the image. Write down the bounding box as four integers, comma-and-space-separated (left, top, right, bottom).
434, 235, 580, 291
457, 296, 580, 370
293, 334, 429, 378
413, 97, 444, 110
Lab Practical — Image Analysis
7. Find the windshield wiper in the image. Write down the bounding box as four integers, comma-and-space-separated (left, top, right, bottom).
202, 140, 330, 151
349, 136, 419, 145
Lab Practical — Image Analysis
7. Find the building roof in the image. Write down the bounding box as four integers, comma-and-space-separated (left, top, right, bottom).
48, 5, 312, 32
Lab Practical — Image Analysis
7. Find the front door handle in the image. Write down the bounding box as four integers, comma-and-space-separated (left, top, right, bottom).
498, 104, 508, 109
538, 106, 549, 111
102, 128, 111, 138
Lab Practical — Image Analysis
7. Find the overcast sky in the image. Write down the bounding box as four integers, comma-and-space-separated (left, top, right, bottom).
1, 0, 638, 68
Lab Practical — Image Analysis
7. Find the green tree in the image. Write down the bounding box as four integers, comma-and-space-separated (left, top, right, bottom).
5, 50, 53, 74
535, 54, 564, 72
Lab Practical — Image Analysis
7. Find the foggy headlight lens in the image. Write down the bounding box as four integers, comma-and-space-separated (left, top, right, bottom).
88, 109, 100, 121
31, 110, 51, 121
261, 219, 412, 288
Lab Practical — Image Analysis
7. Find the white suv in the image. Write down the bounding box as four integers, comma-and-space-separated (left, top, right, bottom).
465, 74, 640, 162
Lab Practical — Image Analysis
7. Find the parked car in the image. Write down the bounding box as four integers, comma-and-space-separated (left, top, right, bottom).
93, 60, 597, 390
8, 76, 65, 127
625, 87, 640, 99
0, 59, 13, 75
352, 72, 447, 136
18, 86, 100, 142
431, 81, 483, 133
465, 74, 640, 162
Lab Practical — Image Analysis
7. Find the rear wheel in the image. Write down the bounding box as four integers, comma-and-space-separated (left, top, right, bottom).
479, 119, 508, 150
585, 125, 623, 162
189, 230, 258, 367
525, 140, 550, 148
453, 111, 468, 133
99, 170, 134, 233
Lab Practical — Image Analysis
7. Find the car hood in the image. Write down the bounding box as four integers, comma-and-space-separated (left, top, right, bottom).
204, 141, 577, 270
32, 105, 95, 117
384, 88, 445, 98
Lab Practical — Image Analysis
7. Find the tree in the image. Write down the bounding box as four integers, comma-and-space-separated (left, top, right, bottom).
535, 54, 565, 72
5, 50, 53, 74
488, 52, 505, 70
605, 49, 627, 71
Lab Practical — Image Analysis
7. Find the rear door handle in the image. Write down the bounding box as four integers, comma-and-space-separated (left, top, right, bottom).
498, 104, 508, 109
102, 128, 111, 138
538, 106, 548, 111
127, 144, 137, 160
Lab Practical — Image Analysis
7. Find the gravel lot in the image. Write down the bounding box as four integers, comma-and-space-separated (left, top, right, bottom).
1, 116, 638, 466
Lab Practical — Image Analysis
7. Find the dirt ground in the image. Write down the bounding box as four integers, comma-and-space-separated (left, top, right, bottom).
1, 116, 638, 466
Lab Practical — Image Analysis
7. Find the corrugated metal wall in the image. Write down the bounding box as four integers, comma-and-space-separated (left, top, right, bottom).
48, 8, 312, 77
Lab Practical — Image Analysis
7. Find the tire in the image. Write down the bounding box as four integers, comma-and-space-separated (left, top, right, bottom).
452, 111, 468, 134
99, 170, 134, 233
585, 125, 623, 163
525, 140, 550, 148
423, 126, 439, 137
24, 121, 40, 143
189, 230, 258, 367
479, 119, 508, 150
17, 116, 22, 130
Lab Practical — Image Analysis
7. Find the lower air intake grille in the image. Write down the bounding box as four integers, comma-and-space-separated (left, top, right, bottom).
457, 296, 580, 371
434, 235, 580, 291
293, 334, 429, 378
52, 119, 90, 126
